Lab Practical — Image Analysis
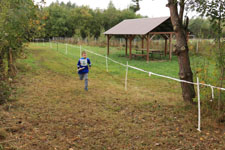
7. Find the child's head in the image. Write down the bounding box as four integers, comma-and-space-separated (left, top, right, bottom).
82, 51, 87, 58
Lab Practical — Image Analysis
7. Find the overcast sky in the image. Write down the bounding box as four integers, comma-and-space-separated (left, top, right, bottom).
35, 0, 197, 18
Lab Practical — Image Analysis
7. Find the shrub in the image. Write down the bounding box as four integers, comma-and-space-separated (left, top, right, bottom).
0, 79, 11, 105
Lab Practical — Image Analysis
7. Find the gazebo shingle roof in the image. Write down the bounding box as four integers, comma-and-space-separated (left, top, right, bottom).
104, 16, 172, 35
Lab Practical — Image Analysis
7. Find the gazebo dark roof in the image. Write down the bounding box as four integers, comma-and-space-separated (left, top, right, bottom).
104, 16, 173, 35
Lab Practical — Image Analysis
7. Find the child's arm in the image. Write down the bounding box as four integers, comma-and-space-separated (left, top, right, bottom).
77, 59, 80, 69
88, 58, 91, 68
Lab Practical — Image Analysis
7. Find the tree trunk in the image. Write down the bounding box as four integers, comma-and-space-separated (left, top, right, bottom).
0, 50, 5, 80
167, 0, 195, 103
7, 48, 17, 77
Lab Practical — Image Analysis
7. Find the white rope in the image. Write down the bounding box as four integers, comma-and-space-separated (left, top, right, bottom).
128, 65, 149, 73
48, 42, 225, 132
82, 48, 105, 58
199, 82, 225, 91
128, 65, 196, 85
51, 43, 225, 92
211, 86, 214, 101
107, 57, 127, 67
197, 77, 201, 132
125, 61, 128, 91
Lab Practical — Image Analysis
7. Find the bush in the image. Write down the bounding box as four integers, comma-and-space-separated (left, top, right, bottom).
0, 79, 11, 105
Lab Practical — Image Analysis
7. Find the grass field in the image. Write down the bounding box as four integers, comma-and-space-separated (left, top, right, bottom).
0, 43, 224, 150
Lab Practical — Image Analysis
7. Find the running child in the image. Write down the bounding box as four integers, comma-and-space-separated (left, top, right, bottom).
77, 51, 91, 91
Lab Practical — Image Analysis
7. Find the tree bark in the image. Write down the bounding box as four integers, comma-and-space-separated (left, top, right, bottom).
7, 48, 17, 77
0, 50, 5, 80
167, 0, 195, 103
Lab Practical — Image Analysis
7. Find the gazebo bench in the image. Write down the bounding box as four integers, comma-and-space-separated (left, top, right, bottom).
135, 49, 164, 59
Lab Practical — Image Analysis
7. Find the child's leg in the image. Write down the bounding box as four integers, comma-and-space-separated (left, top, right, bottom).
84, 73, 88, 90
79, 74, 84, 80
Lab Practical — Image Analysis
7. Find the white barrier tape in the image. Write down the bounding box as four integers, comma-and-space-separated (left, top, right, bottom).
82, 48, 106, 58
149, 72, 152, 77
108, 57, 127, 67
51, 43, 225, 92
211, 86, 214, 101
127, 65, 149, 73
199, 83, 225, 91
197, 77, 201, 132
128, 65, 196, 85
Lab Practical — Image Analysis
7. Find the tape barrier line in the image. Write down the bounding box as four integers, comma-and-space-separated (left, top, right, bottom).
50, 43, 225, 91
81, 46, 225, 91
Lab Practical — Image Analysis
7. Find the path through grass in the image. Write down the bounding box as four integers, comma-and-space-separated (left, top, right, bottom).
0, 44, 224, 150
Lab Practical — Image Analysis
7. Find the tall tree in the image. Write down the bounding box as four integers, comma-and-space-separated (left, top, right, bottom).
132, 0, 196, 102
167, 0, 195, 103
0, 0, 42, 103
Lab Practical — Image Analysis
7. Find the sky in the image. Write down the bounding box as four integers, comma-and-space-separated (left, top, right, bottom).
35, 0, 197, 18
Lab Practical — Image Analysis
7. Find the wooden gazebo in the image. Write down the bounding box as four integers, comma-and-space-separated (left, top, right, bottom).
104, 16, 176, 62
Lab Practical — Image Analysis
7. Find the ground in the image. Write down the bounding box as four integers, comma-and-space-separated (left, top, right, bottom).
0, 44, 224, 150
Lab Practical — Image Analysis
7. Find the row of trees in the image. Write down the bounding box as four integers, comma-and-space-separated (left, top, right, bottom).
189, 18, 225, 38
0, 0, 42, 103
40, 1, 142, 39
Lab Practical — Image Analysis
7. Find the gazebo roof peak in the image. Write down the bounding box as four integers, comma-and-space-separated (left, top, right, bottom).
104, 16, 172, 35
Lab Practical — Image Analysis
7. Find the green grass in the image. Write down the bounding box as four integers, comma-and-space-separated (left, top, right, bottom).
31, 42, 218, 84
1, 43, 224, 150
27, 42, 184, 104
31, 42, 180, 79
30, 42, 223, 104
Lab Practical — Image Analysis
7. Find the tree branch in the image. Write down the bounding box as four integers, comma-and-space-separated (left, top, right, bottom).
179, 0, 185, 23
167, 0, 180, 32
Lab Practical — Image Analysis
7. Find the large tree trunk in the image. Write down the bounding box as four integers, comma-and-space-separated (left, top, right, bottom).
167, 0, 195, 103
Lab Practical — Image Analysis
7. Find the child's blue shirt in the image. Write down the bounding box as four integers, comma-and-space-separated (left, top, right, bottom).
77, 57, 91, 74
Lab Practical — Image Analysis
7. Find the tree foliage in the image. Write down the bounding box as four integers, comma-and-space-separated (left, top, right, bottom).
41, 1, 141, 39
129, 0, 142, 12
0, 0, 42, 104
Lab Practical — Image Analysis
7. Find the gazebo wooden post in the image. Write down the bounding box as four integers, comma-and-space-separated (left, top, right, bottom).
146, 34, 150, 62
129, 35, 132, 60
125, 37, 128, 56
169, 33, 172, 60
107, 35, 112, 56
165, 38, 168, 56
141, 37, 144, 54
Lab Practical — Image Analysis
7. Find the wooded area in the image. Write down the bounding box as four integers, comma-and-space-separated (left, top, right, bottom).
39, 1, 225, 39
